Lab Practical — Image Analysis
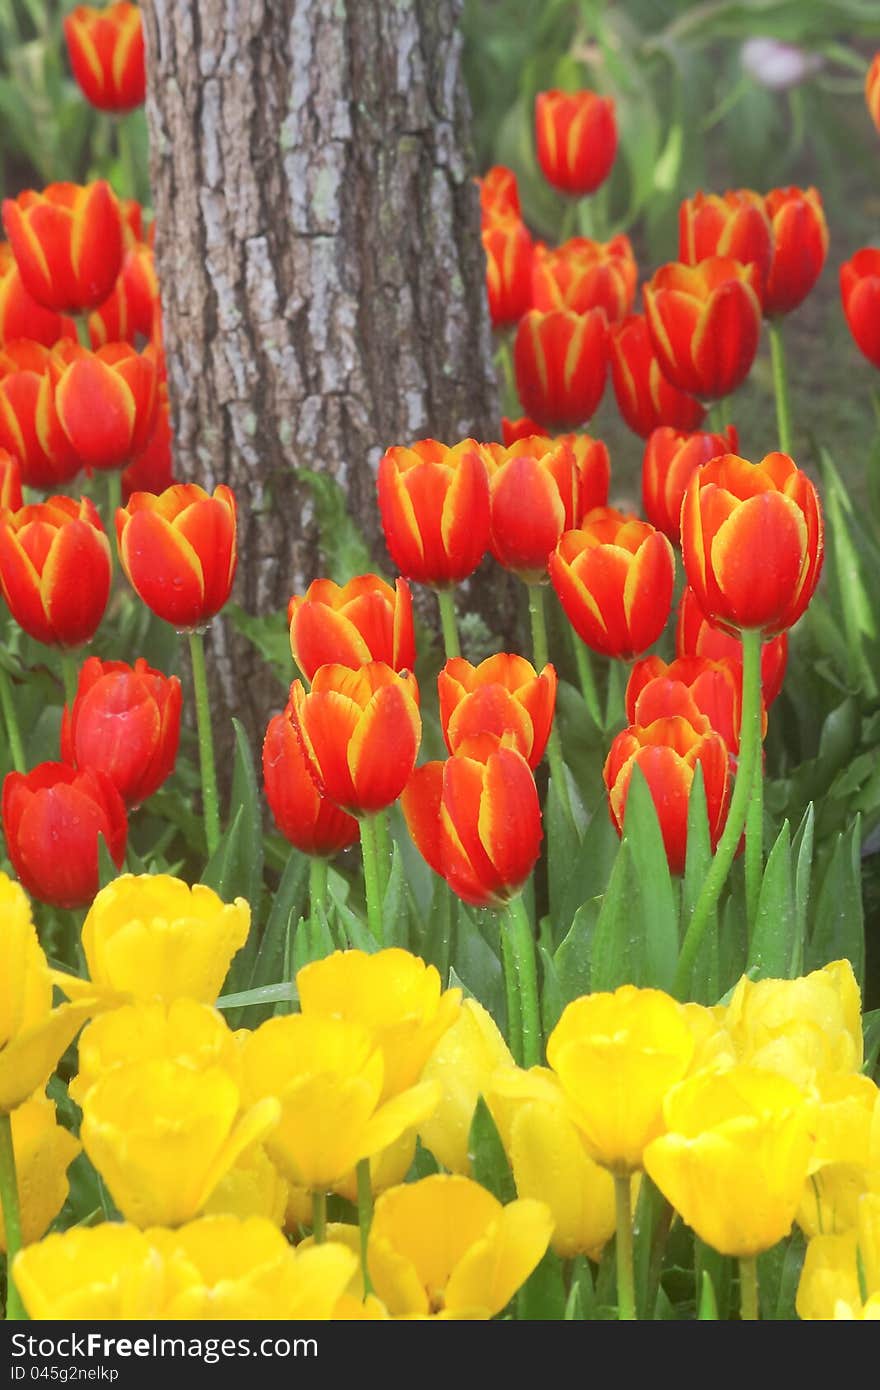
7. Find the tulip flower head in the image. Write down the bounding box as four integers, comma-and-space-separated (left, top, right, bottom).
438, 653, 557, 770
2, 181, 124, 313
263, 704, 360, 857
0, 1094, 80, 1252
677, 585, 788, 706
56, 343, 159, 471
680, 451, 824, 637
642, 424, 737, 544
644, 257, 762, 400
116, 482, 237, 630
513, 307, 608, 430
477, 166, 520, 225
88, 240, 159, 348
763, 187, 828, 318
485, 434, 578, 582
678, 189, 773, 292
0, 494, 110, 647
531, 235, 637, 322
0, 243, 76, 347
0, 340, 81, 489
535, 89, 617, 196
64, 3, 146, 113
377, 438, 490, 588
482, 215, 534, 329
840, 248, 880, 370
610, 314, 706, 438
626, 652, 746, 755
288, 574, 415, 682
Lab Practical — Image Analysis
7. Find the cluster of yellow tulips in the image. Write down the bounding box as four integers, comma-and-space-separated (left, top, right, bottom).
1, 869, 876, 1320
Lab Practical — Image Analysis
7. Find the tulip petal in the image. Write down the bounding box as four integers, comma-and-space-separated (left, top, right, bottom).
348, 683, 420, 812
0, 1001, 97, 1112
710, 491, 807, 630
120, 509, 205, 628
444, 1198, 554, 1317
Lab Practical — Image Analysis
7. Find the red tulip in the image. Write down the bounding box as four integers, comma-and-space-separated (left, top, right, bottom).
535, 90, 617, 196
0, 244, 76, 347
88, 242, 159, 348
531, 235, 637, 322
2, 761, 127, 908
482, 216, 534, 329
514, 308, 608, 430
0, 341, 81, 490
263, 705, 359, 856
642, 425, 737, 544
438, 654, 557, 770
680, 452, 823, 637
288, 575, 415, 683
477, 166, 521, 225
290, 663, 421, 815
840, 248, 880, 370
121, 384, 174, 502
495, 429, 609, 521
402, 738, 542, 907
377, 439, 490, 587
0, 447, 22, 510
2, 182, 124, 313
485, 435, 578, 582
549, 508, 675, 660
763, 187, 828, 318
644, 258, 762, 399
116, 483, 237, 629
501, 415, 544, 446
64, 3, 145, 112
603, 714, 730, 876
626, 653, 748, 755
676, 586, 788, 708
0, 496, 110, 647
609, 315, 706, 439
56, 344, 159, 470
61, 657, 182, 807
867, 54, 880, 134
679, 190, 772, 292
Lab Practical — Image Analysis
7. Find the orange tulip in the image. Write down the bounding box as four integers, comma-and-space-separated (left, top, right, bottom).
867, 53, 880, 134
121, 383, 174, 502
0, 244, 76, 347
642, 425, 737, 544
763, 187, 828, 318
290, 663, 421, 815
263, 704, 359, 856
625, 653, 746, 756
549, 508, 675, 660
438, 654, 557, 770
483, 216, 534, 329
116, 483, 237, 629
609, 315, 705, 439
514, 308, 608, 430
402, 739, 541, 907
531, 235, 636, 322
644, 258, 762, 399
56, 344, 158, 471
678, 190, 772, 292
485, 435, 578, 582
676, 586, 788, 707
0, 496, 110, 647
501, 416, 544, 446
680, 452, 824, 637
2, 182, 124, 313
289, 575, 415, 683
477, 166, 520, 225
377, 439, 490, 588
88, 242, 159, 348
603, 711, 730, 875
64, 3, 145, 113
840, 248, 880, 370
0, 447, 22, 510
0, 341, 81, 490
535, 90, 617, 196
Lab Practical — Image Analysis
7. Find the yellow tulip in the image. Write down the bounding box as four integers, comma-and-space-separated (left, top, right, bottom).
722, 960, 863, 1086
366, 1174, 553, 1318
489, 1067, 616, 1261
71, 874, 249, 1004
12, 1224, 167, 1320
419, 997, 514, 1174
202, 1143, 288, 1226
0, 872, 97, 1112
798, 1197, 880, 1319
332, 1127, 418, 1203
239, 1013, 438, 1192
151, 1216, 357, 1319
644, 1065, 815, 1258
297, 948, 461, 1099
0, 1093, 80, 1251
546, 985, 695, 1174
80, 1059, 279, 1227
71, 997, 241, 1105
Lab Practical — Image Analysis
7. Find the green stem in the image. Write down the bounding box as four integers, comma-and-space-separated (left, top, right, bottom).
374, 809, 392, 899
436, 589, 461, 660
0, 665, 26, 772
675, 628, 763, 997
60, 649, 79, 709
502, 895, 541, 1067
767, 319, 793, 455
356, 1157, 374, 1297
359, 814, 384, 945
493, 333, 518, 418
309, 856, 328, 926
744, 742, 764, 939
570, 629, 603, 729
614, 1173, 636, 1321
187, 629, 221, 857
0, 1112, 26, 1320
311, 1189, 327, 1244
528, 585, 576, 831
116, 111, 140, 203
106, 470, 122, 576
739, 1255, 759, 1321
709, 399, 729, 433
500, 925, 523, 1065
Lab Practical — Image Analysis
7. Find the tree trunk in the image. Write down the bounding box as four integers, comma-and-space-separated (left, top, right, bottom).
141, 0, 508, 755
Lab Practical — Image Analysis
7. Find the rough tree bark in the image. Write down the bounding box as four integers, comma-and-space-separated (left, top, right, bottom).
141, 0, 509, 754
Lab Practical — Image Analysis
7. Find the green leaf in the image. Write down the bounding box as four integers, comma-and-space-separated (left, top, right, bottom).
747, 820, 795, 980
201, 805, 245, 899
225, 605, 291, 689
215, 982, 296, 1010
589, 838, 635, 993
697, 1270, 718, 1320
554, 800, 621, 940
862, 1009, 880, 1079
452, 904, 505, 1023
538, 941, 564, 1036
515, 1248, 567, 1320
291, 905, 337, 974
468, 1096, 516, 1204
237, 850, 308, 1025
759, 1231, 805, 1320
791, 803, 815, 975
381, 842, 410, 951
818, 448, 879, 698
566, 1257, 595, 1320
296, 469, 374, 583
620, 765, 679, 992
229, 717, 264, 911
553, 899, 597, 1010
683, 763, 718, 1005
807, 817, 864, 987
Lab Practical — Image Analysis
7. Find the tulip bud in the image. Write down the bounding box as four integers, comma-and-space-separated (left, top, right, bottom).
56, 344, 159, 471
116, 482, 237, 629
535, 89, 617, 196
610, 314, 706, 438
642, 424, 737, 543
763, 187, 828, 318
482, 216, 534, 329
486, 435, 578, 582
289, 575, 415, 682
263, 706, 360, 856
644, 258, 762, 399
0, 495, 110, 646
2, 182, 124, 313
514, 308, 608, 429
840, 248, 880, 370
64, 3, 146, 113
377, 439, 490, 588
